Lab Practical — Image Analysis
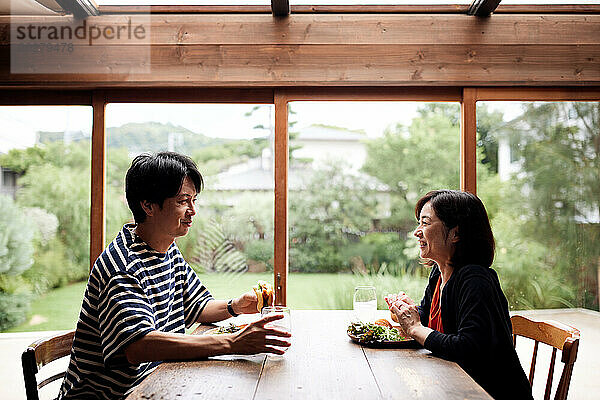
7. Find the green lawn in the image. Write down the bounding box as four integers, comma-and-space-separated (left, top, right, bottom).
5, 282, 86, 333
5, 272, 427, 332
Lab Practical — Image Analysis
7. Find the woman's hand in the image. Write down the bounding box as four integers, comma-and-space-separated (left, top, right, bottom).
229, 314, 291, 355
385, 291, 416, 307
390, 302, 421, 336
389, 302, 433, 346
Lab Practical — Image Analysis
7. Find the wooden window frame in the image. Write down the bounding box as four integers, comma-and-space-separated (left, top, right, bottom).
1, 86, 599, 305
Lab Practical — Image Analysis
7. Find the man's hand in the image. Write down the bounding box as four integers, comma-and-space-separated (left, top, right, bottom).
229, 314, 291, 355
232, 291, 261, 315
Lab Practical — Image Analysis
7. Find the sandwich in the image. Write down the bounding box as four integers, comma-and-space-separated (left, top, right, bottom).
253, 280, 274, 312
384, 295, 400, 323
373, 318, 393, 328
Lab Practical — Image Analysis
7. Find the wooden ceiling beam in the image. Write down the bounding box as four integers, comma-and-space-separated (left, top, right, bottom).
468, 0, 502, 17
96, 4, 600, 15
1, 14, 598, 88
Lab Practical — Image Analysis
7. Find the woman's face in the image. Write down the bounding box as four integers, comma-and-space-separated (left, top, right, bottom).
413, 201, 457, 267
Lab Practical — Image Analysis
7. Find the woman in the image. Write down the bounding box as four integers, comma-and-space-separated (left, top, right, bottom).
387, 190, 532, 399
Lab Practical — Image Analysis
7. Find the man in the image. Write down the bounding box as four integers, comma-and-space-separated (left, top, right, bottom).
59, 152, 290, 399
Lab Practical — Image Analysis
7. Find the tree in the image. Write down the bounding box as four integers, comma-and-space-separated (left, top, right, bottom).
476, 103, 505, 174
362, 103, 460, 230
505, 102, 600, 308
17, 164, 91, 273
289, 161, 378, 273
0, 195, 34, 275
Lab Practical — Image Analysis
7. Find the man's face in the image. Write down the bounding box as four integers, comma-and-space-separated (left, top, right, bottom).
151, 176, 197, 240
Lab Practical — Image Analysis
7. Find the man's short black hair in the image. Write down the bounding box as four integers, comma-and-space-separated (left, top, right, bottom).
125, 152, 203, 223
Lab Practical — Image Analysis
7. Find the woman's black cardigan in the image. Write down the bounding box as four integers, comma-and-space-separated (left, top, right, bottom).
419, 264, 533, 400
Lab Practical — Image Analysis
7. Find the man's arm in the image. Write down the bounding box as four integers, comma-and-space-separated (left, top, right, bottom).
197, 291, 262, 323
124, 314, 291, 363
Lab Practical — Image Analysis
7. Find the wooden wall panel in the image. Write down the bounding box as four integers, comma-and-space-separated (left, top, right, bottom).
0, 14, 599, 88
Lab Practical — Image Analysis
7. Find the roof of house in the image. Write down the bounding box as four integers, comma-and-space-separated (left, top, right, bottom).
294, 124, 366, 142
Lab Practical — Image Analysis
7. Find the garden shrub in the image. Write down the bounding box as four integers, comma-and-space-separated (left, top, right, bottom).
0, 196, 35, 331
0, 292, 30, 331
340, 232, 411, 275
22, 237, 85, 295
244, 240, 274, 270
0, 195, 34, 275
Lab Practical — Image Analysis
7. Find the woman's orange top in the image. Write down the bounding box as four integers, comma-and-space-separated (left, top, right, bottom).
428, 277, 444, 333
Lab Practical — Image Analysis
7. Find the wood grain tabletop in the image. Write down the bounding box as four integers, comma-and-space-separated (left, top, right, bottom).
126, 310, 492, 400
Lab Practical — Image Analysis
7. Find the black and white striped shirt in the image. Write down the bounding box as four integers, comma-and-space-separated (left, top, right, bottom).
59, 224, 213, 399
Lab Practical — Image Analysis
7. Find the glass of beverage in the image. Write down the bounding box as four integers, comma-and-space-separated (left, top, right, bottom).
261, 306, 291, 353
353, 285, 377, 322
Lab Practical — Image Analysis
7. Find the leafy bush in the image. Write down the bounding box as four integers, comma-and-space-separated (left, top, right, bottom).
289, 162, 378, 273
188, 219, 247, 274
340, 232, 412, 275
17, 164, 90, 273
0, 195, 34, 275
0, 292, 30, 331
22, 237, 85, 295
492, 213, 576, 310
244, 240, 274, 270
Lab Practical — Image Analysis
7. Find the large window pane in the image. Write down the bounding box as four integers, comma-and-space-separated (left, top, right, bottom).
0, 106, 92, 332
106, 103, 274, 305
287, 101, 460, 311
476, 101, 599, 311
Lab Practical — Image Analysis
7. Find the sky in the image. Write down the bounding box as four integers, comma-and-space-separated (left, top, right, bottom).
0, 102, 425, 146
0, 101, 523, 151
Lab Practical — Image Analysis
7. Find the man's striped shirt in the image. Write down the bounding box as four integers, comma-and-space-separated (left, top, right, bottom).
59, 224, 213, 399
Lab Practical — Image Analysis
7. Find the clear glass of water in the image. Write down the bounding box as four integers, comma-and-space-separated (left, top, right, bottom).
261, 306, 291, 353
353, 285, 377, 322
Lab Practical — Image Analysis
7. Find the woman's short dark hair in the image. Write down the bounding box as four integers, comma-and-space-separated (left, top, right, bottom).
415, 189, 495, 269
125, 152, 203, 223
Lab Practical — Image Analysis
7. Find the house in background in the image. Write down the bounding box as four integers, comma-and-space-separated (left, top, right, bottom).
208, 123, 375, 196
291, 124, 367, 171
0, 118, 36, 198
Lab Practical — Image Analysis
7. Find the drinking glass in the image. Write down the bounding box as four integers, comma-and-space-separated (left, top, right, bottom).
261, 306, 291, 353
353, 285, 377, 322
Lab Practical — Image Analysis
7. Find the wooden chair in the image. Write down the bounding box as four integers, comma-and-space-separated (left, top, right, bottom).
21, 330, 75, 400
511, 315, 580, 400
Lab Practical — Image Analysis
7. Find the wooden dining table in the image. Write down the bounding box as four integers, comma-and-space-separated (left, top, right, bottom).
126, 310, 492, 400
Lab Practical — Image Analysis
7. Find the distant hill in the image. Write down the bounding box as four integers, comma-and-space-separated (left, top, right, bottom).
37, 122, 225, 153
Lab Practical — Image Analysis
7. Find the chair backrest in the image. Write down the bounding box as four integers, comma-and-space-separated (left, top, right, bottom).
21, 330, 75, 400
511, 315, 580, 400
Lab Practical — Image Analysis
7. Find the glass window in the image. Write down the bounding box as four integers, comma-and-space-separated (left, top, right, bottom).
476, 101, 599, 311
287, 101, 460, 310
106, 103, 275, 307
0, 106, 92, 332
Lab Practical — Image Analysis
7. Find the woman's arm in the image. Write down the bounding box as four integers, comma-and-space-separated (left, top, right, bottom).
422, 272, 497, 362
